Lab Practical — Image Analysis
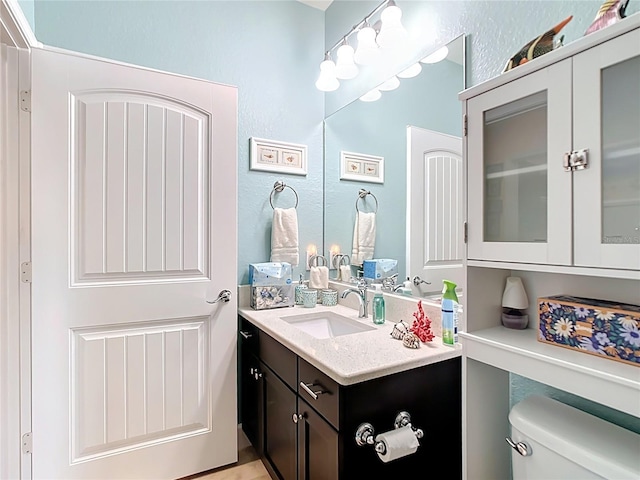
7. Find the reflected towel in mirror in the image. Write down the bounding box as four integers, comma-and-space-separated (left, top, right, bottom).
271, 207, 299, 266
309, 266, 329, 290
339, 264, 352, 282
352, 211, 376, 265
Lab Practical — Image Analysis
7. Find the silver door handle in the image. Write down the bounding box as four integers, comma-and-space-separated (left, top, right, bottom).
207, 289, 232, 304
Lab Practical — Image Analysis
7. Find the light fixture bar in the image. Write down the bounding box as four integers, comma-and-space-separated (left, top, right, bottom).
323, 0, 394, 59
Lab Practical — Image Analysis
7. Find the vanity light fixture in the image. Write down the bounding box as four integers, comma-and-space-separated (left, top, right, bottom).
359, 88, 382, 102
397, 62, 422, 79
378, 75, 400, 91
335, 39, 359, 79
315, 52, 340, 92
354, 24, 380, 66
315, 0, 411, 91
375, 0, 409, 49
420, 45, 449, 64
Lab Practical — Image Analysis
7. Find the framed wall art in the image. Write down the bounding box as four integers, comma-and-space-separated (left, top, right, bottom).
250, 137, 307, 175
340, 151, 384, 184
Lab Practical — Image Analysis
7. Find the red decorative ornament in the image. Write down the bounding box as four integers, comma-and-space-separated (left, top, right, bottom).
409, 300, 434, 343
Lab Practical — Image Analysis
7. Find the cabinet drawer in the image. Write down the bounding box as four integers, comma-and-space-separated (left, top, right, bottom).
260, 330, 297, 390
298, 358, 340, 430
239, 316, 259, 355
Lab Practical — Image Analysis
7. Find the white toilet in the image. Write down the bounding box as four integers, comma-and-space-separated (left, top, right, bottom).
508, 395, 640, 480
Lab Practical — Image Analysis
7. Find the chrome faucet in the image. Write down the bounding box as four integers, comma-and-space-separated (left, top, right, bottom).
340, 280, 369, 318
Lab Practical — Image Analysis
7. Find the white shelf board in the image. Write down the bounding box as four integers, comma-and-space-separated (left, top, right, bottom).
467, 260, 640, 280
460, 327, 640, 417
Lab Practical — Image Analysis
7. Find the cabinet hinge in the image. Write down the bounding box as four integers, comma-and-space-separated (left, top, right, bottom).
464, 222, 468, 244
20, 90, 31, 112
463, 114, 468, 137
21, 262, 32, 283
22, 432, 32, 454
563, 149, 588, 171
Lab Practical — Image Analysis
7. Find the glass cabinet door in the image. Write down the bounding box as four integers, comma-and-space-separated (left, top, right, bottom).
573, 29, 640, 270
467, 60, 572, 265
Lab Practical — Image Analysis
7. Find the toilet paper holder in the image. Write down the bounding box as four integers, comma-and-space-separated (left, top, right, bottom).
354, 411, 423, 454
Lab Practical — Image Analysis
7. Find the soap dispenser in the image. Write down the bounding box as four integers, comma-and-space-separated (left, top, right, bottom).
401, 277, 412, 296
372, 284, 385, 325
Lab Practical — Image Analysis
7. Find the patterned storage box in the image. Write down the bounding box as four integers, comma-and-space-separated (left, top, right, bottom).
250, 285, 294, 310
249, 262, 294, 310
538, 295, 640, 367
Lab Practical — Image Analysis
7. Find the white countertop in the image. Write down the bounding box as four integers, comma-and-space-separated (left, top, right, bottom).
238, 303, 461, 386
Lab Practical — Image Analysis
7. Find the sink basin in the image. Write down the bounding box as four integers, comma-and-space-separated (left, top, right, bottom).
280, 311, 375, 339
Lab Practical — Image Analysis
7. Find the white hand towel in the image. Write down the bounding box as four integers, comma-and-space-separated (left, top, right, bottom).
309, 266, 329, 290
339, 265, 352, 282
270, 207, 299, 266
351, 211, 376, 265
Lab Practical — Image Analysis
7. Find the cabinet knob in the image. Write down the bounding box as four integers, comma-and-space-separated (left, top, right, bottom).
292, 413, 305, 424
250, 368, 262, 380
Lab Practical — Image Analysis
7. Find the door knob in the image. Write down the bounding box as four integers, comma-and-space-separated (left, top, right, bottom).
207, 289, 232, 304
412, 276, 431, 287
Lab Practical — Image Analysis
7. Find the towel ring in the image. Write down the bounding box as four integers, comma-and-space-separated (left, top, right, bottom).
270, 181, 299, 209
308, 254, 327, 269
355, 189, 378, 213
332, 254, 350, 269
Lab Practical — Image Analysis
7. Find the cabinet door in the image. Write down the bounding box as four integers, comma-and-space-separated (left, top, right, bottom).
467, 60, 572, 265
297, 399, 339, 480
240, 351, 264, 454
264, 365, 297, 480
573, 29, 640, 270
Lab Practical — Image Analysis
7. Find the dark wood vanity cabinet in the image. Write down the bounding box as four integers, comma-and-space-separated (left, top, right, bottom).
238, 315, 462, 480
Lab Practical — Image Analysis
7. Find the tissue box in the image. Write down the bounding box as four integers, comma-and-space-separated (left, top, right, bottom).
249, 262, 293, 287
538, 295, 640, 367
249, 263, 294, 310
363, 259, 398, 281
251, 285, 294, 310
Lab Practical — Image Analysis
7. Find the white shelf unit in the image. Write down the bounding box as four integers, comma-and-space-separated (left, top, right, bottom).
461, 265, 640, 479
459, 14, 640, 480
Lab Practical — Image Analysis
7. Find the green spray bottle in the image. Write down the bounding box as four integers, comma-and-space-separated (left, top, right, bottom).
441, 280, 459, 346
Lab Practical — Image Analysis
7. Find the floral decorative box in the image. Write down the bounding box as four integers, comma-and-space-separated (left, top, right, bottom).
538, 295, 640, 367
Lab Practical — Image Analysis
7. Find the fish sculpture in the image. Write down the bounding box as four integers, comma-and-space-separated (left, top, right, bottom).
503, 15, 573, 72
585, 0, 630, 36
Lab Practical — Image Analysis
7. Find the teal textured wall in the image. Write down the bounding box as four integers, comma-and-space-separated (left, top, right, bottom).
17, 0, 34, 30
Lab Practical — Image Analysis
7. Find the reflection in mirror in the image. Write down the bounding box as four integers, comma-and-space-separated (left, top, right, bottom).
323, 34, 465, 299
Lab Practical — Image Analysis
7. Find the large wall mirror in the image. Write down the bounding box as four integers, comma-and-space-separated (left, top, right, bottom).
323, 34, 466, 299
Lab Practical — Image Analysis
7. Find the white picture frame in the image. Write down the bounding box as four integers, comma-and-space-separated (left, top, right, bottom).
340, 151, 384, 184
250, 137, 308, 176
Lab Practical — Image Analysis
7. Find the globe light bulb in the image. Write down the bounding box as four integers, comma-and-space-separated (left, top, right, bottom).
315, 57, 340, 92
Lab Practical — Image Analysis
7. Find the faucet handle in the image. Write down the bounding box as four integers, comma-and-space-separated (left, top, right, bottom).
356, 278, 368, 289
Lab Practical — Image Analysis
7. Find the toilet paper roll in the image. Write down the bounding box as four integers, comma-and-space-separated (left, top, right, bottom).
375, 426, 420, 463
339, 265, 352, 282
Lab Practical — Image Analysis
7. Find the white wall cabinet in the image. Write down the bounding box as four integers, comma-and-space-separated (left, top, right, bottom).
467, 24, 640, 271
460, 14, 640, 480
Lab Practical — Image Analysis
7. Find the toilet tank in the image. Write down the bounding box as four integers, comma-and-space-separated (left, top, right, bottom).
508, 395, 640, 480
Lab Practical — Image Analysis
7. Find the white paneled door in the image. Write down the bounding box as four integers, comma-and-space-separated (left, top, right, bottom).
407, 126, 463, 294
31, 48, 238, 480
